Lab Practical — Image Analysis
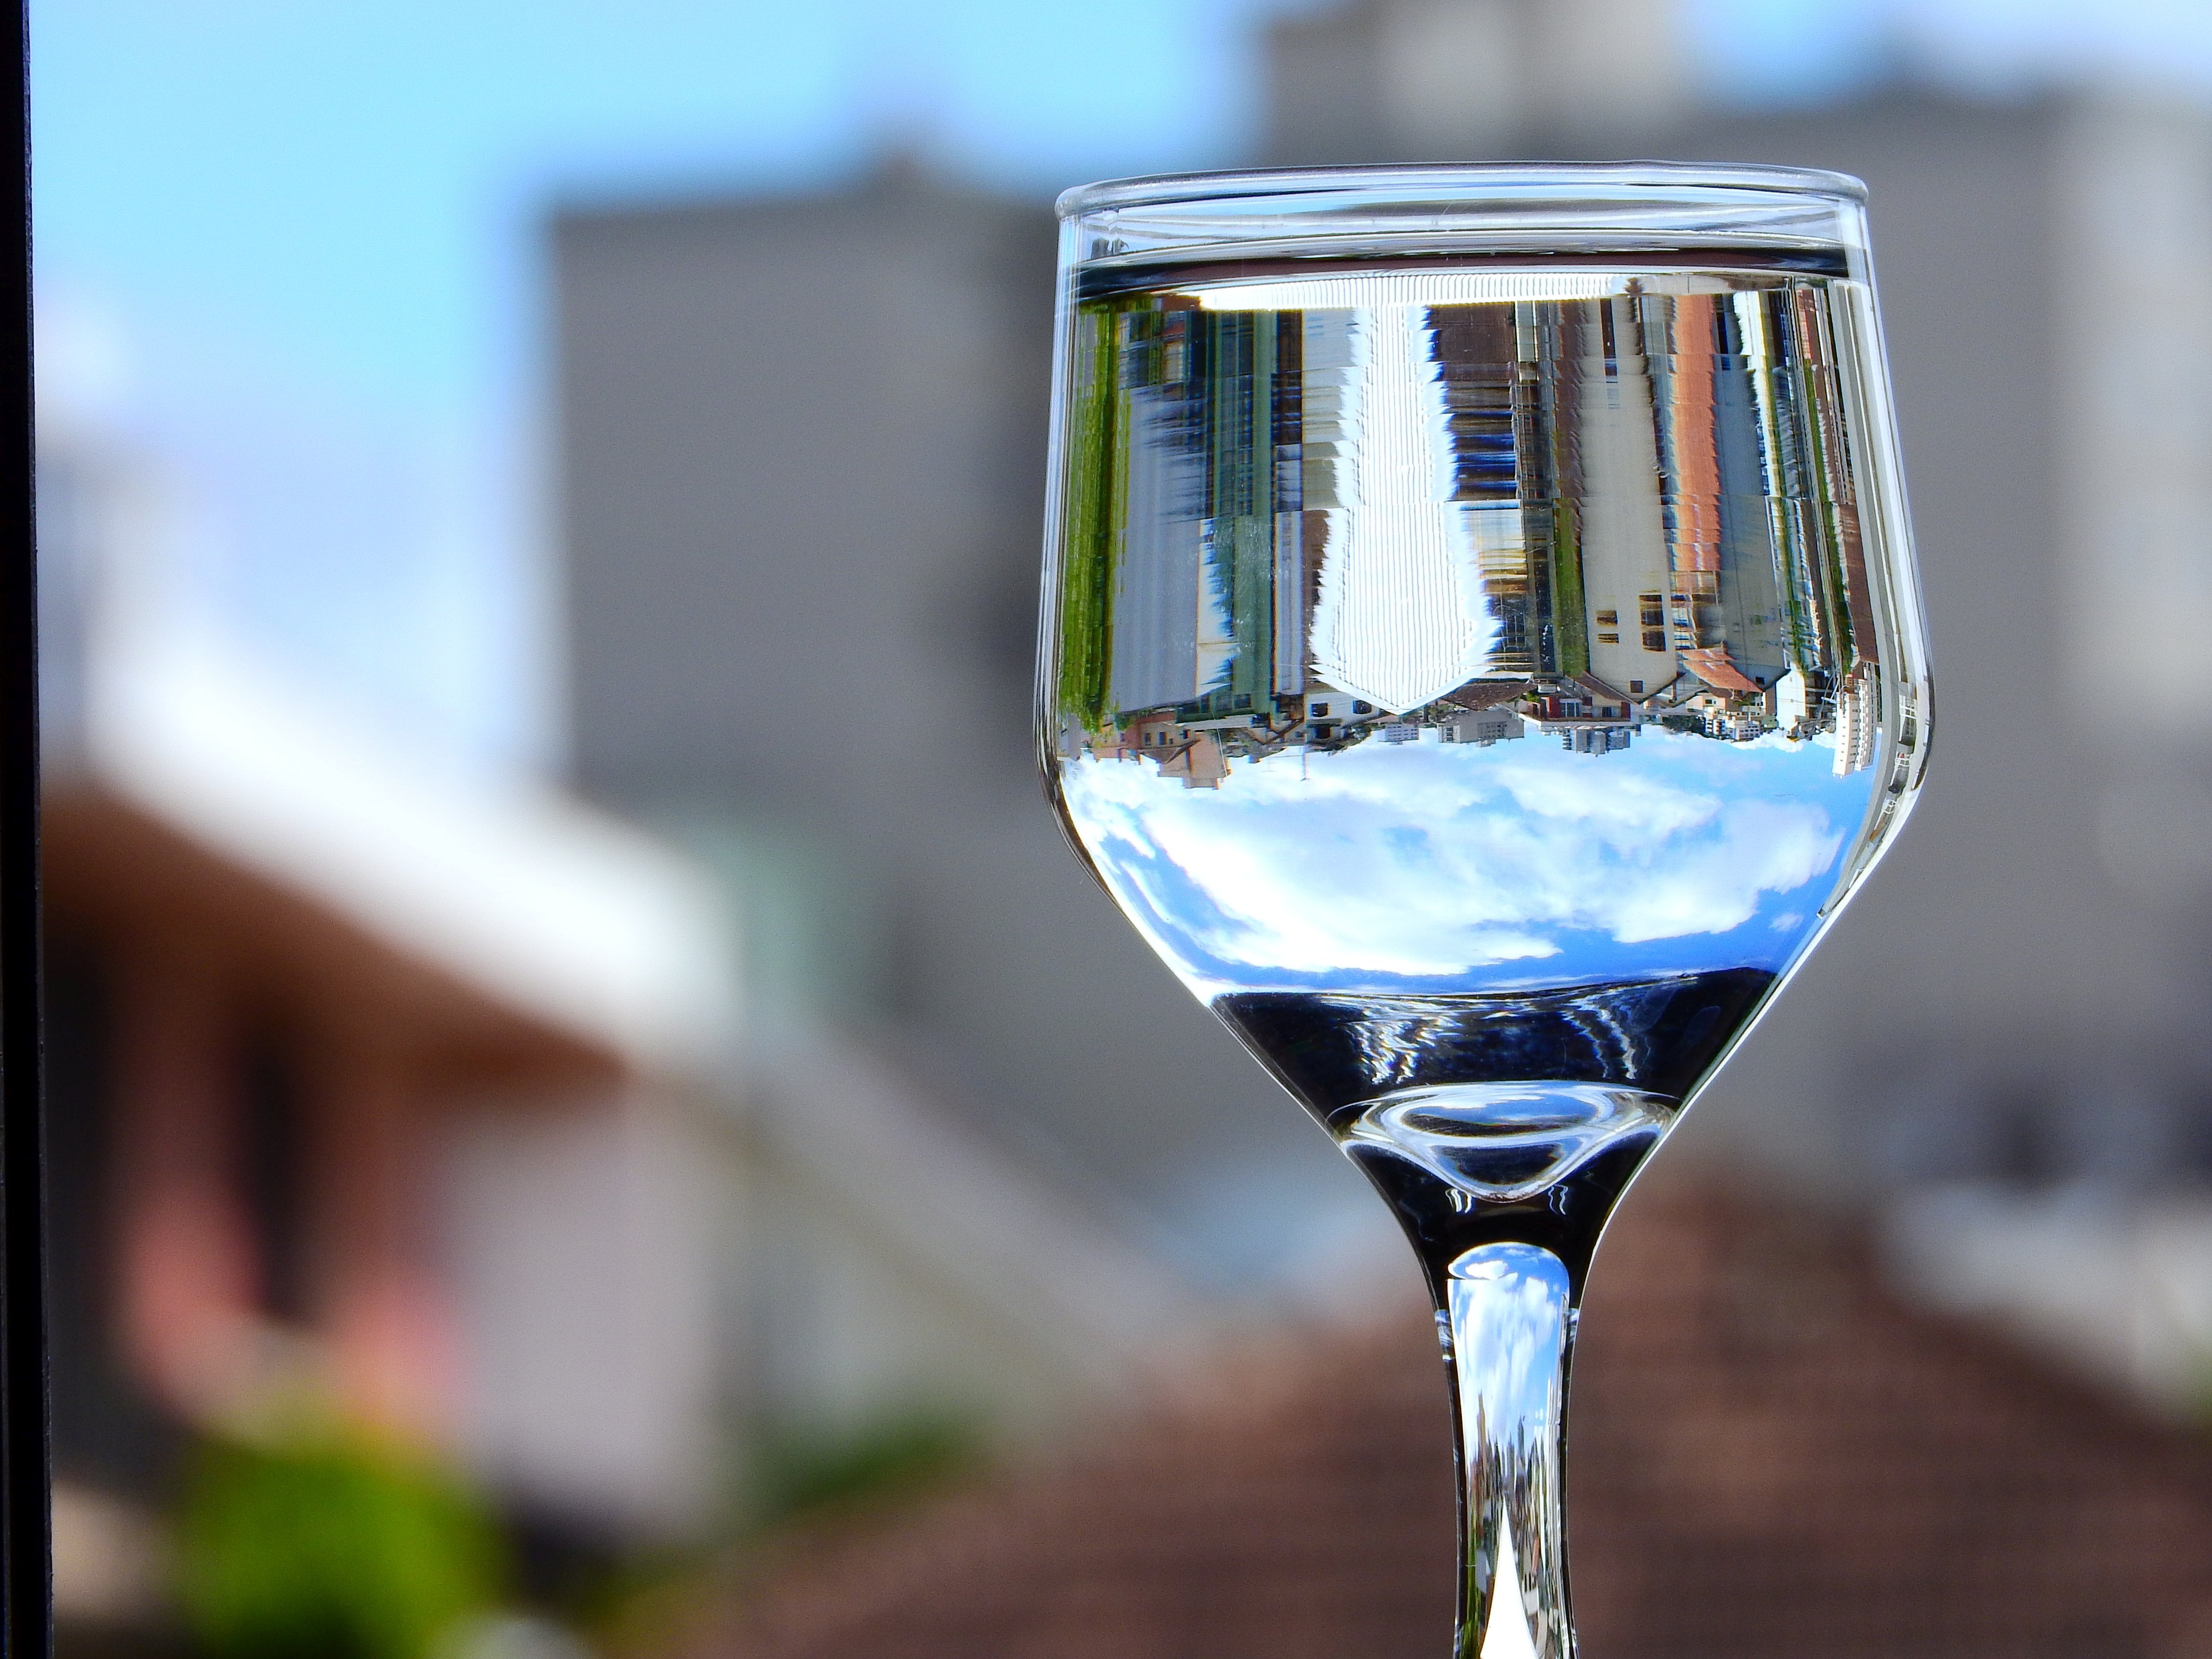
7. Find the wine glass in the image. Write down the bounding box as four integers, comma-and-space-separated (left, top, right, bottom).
1035, 164, 1928, 1659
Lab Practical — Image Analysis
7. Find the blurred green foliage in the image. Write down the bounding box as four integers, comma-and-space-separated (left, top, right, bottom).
564, 1407, 985, 1655
748, 1406, 982, 1529
174, 1424, 506, 1659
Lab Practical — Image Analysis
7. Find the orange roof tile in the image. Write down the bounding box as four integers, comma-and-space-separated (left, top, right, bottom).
1681, 649, 1764, 696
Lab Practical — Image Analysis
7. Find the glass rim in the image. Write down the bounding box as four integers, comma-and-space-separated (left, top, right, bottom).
1056, 161, 1868, 222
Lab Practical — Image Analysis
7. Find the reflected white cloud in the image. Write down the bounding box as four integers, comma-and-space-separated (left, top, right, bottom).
1061, 732, 1853, 988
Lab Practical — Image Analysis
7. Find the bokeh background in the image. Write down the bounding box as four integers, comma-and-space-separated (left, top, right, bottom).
32, 2, 2212, 1656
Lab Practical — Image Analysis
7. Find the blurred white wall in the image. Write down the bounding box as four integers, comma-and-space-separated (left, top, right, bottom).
443, 1095, 726, 1533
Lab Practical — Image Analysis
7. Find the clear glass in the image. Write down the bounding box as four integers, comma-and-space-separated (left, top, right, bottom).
1035, 163, 1929, 1659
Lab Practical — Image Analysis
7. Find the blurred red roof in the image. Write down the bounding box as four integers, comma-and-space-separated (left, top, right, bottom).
677, 1176, 2212, 1659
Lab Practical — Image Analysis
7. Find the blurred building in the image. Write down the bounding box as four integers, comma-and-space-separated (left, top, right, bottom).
677, 1177, 2212, 1659
35, 415, 1191, 1644
37, 424, 741, 1618
1260, 0, 2212, 1380
552, 164, 1392, 1323
1264, 0, 1695, 160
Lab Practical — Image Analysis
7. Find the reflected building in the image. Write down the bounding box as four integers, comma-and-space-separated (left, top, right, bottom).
1441, 705, 1524, 746
1832, 669, 1879, 777
1566, 726, 1634, 755
1160, 732, 1229, 789
1070, 284, 1872, 777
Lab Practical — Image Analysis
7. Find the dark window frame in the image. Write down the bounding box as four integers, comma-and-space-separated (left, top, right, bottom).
2, 2, 52, 1648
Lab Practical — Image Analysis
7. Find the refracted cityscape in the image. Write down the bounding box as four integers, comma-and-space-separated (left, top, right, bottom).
1045, 264, 1922, 1015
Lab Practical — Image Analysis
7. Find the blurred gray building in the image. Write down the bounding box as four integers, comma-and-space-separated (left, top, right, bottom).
1263, 0, 2212, 1204
1261, 0, 2212, 1407
552, 172, 1378, 1343
554, 2, 2212, 1414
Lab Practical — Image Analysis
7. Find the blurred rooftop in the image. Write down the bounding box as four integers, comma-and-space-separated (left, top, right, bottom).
675, 1173, 2212, 1659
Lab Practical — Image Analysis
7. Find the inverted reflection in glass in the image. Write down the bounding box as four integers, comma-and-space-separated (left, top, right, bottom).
1038, 169, 1929, 1659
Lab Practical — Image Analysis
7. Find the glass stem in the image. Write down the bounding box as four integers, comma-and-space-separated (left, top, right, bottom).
1442, 1240, 1575, 1659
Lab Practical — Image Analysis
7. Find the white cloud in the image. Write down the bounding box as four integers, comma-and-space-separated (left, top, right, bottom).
1061, 733, 1850, 985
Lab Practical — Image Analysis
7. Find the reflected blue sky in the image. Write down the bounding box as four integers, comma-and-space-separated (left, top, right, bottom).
1061, 728, 1871, 997
1447, 1239, 1569, 1659
1450, 1242, 1568, 1467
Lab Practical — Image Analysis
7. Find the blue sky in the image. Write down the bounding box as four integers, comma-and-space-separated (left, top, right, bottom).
29, 0, 2212, 763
